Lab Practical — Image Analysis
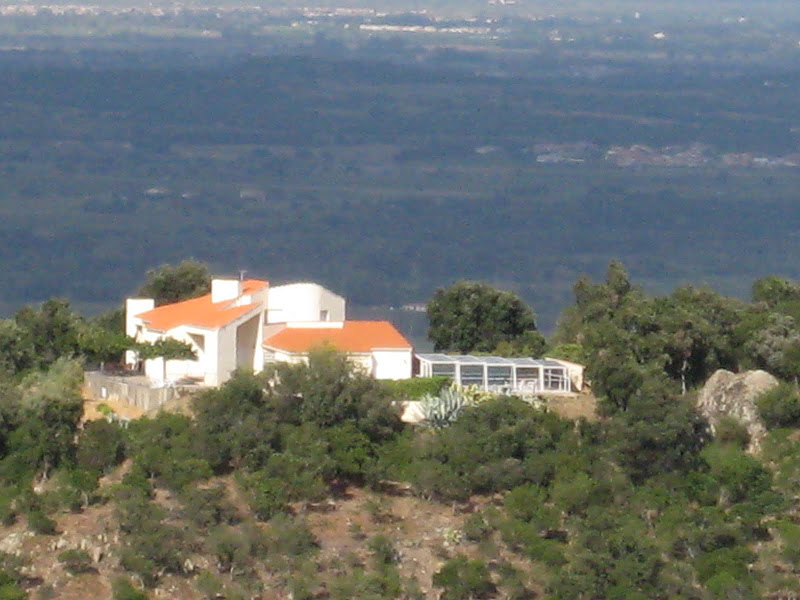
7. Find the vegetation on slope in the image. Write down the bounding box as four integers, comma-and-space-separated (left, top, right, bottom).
4, 264, 800, 597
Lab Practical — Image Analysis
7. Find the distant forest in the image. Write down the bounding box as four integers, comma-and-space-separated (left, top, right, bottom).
1, 35, 800, 330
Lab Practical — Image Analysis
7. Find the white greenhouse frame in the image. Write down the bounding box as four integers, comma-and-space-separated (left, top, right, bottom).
416, 354, 572, 394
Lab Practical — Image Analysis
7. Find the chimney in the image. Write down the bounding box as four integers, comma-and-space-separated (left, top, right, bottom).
211, 279, 242, 303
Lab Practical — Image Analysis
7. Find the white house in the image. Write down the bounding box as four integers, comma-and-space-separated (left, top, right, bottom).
125, 278, 269, 386
263, 320, 414, 380
125, 277, 412, 385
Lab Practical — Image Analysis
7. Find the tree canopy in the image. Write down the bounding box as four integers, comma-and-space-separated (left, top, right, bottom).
427, 281, 544, 354
137, 260, 211, 306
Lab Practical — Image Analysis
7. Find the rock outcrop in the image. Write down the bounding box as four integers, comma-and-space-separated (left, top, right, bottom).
696, 369, 779, 453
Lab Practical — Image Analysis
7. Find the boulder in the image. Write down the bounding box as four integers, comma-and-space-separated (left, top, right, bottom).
696, 369, 779, 453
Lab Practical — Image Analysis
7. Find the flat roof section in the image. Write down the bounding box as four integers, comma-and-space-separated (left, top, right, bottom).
416, 354, 565, 368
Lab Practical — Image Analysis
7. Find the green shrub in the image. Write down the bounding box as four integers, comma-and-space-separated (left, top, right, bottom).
685, 471, 722, 506
195, 571, 223, 600
368, 534, 398, 565
239, 520, 269, 561
115, 487, 184, 586
462, 512, 491, 542
499, 518, 565, 565
77, 420, 125, 473
701, 443, 771, 505
757, 384, 800, 429
208, 526, 251, 575
326, 424, 373, 483
521, 537, 566, 566
713, 417, 751, 449
180, 484, 236, 529
496, 562, 531, 600
694, 546, 758, 584
0, 490, 16, 527
776, 520, 800, 566
0, 570, 24, 600
287, 560, 319, 600
266, 514, 318, 558
57, 549, 93, 574
26, 510, 56, 535
433, 555, 495, 600
382, 377, 451, 399
550, 472, 594, 515
330, 565, 401, 600
127, 414, 211, 491
237, 471, 288, 521
704, 571, 756, 600
546, 343, 587, 364
55, 468, 101, 511
504, 484, 557, 529
111, 577, 147, 600
158, 457, 213, 492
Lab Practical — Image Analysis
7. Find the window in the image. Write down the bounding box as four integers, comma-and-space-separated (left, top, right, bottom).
543, 368, 568, 390
460, 365, 484, 387
188, 333, 205, 354
431, 363, 456, 377
320, 310, 329, 321
487, 366, 512, 387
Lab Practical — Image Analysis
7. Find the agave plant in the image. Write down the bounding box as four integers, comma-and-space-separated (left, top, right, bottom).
421, 385, 472, 429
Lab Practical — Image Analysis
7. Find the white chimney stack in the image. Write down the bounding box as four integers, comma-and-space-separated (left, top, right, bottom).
211, 279, 242, 303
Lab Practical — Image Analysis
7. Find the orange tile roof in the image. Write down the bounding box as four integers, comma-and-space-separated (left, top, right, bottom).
264, 321, 412, 354
242, 279, 269, 293
137, 279, 267, 331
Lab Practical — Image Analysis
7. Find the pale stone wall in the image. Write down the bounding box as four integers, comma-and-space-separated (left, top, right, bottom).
84, 372, 179, 413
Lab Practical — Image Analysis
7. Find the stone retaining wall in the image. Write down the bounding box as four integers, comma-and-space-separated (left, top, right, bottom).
84, 372, 180, 413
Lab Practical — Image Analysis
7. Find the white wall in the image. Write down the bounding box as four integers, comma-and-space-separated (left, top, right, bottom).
211, 279, 242, 303
372, 349, 413, 380
125, 298, 155, 337
264, 347, 409, 380
214, 321, 238, 386
124, 298, 155, 367
140, 325, 212, 384
267, 283, 346, 323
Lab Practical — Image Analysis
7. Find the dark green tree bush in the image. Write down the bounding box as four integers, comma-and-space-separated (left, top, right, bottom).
126, 413, 210, 491
756, 383, 800, 429
111, 577, 147, 600
26, 510, 56, 535
77, 419, 126, 473
57, 549, 93, 574
137, 260, 211, 306
180, 484, 236, 529
13, 300, 82, 371
612, 388, 710, 483
0, 359, 83, 482
381, 377, 450, 399
433, 555, 495, 600
427, 281, 541, 353
409, 398, 576, 500
0, 570, 24, 600
713, 416, 751, 449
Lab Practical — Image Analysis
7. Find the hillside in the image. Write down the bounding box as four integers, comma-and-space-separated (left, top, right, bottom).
0, 470, 538, 600
8, 268, 800, 599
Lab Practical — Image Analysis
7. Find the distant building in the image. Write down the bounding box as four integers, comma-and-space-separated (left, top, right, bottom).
125, 278, 412, 386
264, 321, 413, 380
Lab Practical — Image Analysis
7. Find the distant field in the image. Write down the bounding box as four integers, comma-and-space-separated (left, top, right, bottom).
0, 51, 799, 331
